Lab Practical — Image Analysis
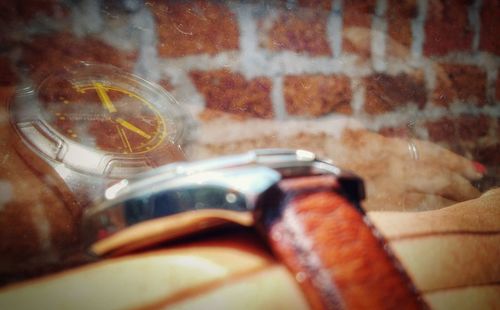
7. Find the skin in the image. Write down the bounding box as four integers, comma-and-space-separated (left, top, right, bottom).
189, 119, 484, 212
0, 190, 498, 309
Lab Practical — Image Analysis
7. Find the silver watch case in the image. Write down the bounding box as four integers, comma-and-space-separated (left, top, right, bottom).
83, 149, 365, 254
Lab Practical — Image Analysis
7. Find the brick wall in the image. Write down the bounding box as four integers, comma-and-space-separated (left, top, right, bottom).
0, 0, 499, 178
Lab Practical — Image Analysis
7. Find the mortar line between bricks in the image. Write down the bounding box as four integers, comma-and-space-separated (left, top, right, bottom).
157, 58, 206, 108
423, 59, 437, 106
158, 52, 371, 78
286, 0, 298, 9
469, 0, 482, 52
232, 3, 288, 120
271, 76, 288, 120
132, 6, 161, 82
329, 0, 343, 58
351, 78, 365, 116
327, 11, 343, 58
70, 0, 103, 37
411, 0, 428, 60
232, 3, 268, 79
332, 0, 342, 12
371, 0, 388, 72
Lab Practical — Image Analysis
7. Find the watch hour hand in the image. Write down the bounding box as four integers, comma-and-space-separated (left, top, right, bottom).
94, 82, 117, 113
116, 118, 152, 139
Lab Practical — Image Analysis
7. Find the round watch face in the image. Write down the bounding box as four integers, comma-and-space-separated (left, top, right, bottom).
10, 63, 188, 177
39, 78, 167, 155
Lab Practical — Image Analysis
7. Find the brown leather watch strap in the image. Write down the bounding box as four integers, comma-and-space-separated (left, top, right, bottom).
256, 175, 426, 309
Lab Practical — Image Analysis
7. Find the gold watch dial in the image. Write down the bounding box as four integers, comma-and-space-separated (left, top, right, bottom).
38, 75, 167, 155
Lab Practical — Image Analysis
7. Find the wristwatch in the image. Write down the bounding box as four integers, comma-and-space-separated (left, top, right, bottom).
9, 63, 189, 206
84, 149, 426, 309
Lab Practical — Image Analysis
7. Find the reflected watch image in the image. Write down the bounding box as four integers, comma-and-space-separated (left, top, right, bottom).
9, 63, 189, 206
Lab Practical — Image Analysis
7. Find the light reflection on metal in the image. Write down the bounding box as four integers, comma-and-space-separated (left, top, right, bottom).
83, 149, 365, 255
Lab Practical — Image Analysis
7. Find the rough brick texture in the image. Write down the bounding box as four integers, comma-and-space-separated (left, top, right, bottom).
20, 33, 136, 83
343, 0, 376, 57
479, 0, 500, 54
284, 75, 352, 116
433, 64, 487, 107
426, 115, 491, 142
386, 0, 417, 50
343, 0, 376, 28
456, 115, 491, 141
0, 0, 67, 23
424, 0, 473, 56
259, 10, 331, 56
297, 0, 332, 11
363, 72, 426, 114
190, 69, 273, 118
151, 1, 239, 57
0, 56, 17, 86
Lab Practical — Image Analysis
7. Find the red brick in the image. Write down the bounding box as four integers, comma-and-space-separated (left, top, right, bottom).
386, 0, 417, 50
284, 75, 352, 117
0, 0, 67, 23
433, 64, 487, 107
363, 72, 426, 114
456, 115, 491, 140
150, 1, 239, 57
0, 0, 68, 48
426, 115, 491, 142
343, 27, 372, 58
259, 9, 331, 56
343, 0, 376, 57
424, 0, 473, 56
190, 69, 273, 119
21, 32, 136, 83
0, 56, 17, 86
426, 117, 456, 142
479, 0, 500, 54
344, 0, 377, 28
297, 0, 332, 10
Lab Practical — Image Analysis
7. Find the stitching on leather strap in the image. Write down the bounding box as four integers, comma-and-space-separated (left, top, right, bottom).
280, 199, 346, 309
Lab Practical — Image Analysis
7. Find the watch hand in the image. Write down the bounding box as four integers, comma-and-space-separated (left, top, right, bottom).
116, 118, 152, 139
116, 125, 133, 153
94, 82, 117, 113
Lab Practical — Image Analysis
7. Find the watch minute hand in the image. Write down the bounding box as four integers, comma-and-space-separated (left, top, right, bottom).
94, 82, 117, 113
116, 118, 152, 139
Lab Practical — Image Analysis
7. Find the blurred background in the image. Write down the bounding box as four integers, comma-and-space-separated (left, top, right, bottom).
0, 0, 498, 190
